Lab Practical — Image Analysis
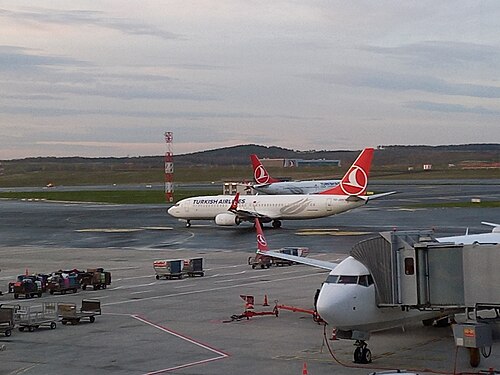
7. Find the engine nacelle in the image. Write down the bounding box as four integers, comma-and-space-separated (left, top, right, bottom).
215, 213, 240, 226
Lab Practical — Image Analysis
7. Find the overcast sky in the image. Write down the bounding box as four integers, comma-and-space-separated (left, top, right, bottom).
1, 1, 499, 159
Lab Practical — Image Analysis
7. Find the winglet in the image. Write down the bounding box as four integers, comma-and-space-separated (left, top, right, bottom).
319, 148, 374, 196
255, 218, 269, 252
251, 154, 280, 185
229, 192, 240, 212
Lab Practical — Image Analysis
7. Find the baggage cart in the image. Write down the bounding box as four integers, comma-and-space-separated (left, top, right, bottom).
58, 299, 101, 325
184, 258, 204, 277
0, 305, 15, 337
153, 260, 184, 280
9, 275, 44, 299
80, 268, 112, 290
273, 247, 309, 267
15, 303, 57, 332
47, 273, 80, 295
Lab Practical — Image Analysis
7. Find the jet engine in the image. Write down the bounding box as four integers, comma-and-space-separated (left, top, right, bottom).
215, 212, 241, 226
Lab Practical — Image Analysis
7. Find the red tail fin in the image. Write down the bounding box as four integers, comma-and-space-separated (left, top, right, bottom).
255, 219, 269, 252
319, 147, 374, 196
250, 154, 280, 184
229, 192, 240, 211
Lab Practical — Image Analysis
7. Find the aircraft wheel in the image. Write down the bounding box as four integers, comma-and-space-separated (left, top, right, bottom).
361, 348, 372, 363
353, 347, 362, 363
272, 220, 281, 229
186, 220, 191, 228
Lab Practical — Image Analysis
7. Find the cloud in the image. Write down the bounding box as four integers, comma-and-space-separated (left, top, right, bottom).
302, 68, 500, 98
405, 101, 500, 116
0, 8, 182, 40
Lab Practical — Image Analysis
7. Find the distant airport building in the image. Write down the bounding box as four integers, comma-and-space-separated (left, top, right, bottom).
223, 182, 255, 195
261, 158, 341, 168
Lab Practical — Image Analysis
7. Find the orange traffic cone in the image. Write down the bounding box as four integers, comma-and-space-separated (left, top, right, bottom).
330, 328, 337, 340
263, 294, 269, 306
302, 362, 308, 375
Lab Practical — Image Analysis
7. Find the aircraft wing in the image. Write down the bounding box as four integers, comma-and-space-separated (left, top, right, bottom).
257, 250, 338, 270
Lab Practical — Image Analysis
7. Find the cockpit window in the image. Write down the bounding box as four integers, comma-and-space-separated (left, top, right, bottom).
325, 275, 339, 284
338, 275, 358, 284
357, 275, 374, 287
325, 274, 374, 286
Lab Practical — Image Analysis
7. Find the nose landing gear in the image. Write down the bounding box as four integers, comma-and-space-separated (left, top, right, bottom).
353, 340, 372, 364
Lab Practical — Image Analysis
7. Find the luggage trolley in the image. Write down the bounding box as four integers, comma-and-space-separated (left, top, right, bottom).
58, 299, 101, 325
16, 302, 58, 332
0, 305, 16, 337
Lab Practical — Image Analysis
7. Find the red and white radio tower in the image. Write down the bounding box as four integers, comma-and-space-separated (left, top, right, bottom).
164, 132, 174, 203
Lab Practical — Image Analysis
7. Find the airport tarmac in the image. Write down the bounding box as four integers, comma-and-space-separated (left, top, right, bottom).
0, 181, 499, 374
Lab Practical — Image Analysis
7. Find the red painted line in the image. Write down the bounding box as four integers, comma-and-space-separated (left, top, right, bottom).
132, 315, 229, 374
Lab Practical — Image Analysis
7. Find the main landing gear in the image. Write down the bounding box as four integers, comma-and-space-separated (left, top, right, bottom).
272, 220, 282, 229
353, 340, 372, 364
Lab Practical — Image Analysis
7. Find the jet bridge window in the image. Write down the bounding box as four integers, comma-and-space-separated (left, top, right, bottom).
404, 257, 415, 275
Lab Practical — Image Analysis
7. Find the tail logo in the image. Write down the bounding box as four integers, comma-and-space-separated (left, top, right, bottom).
257, 234, 267, 248
254, 166, 270, 184
340, 166, 368, 195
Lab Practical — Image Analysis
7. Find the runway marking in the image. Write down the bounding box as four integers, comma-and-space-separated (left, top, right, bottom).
132, 315, 229, 374
103, 273, 326, 307
76, 228, 143, 233
140, 226, 173, 230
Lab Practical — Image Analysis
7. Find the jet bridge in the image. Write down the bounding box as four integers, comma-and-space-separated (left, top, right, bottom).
350, 230, 500, 367
350, 230, 500, 309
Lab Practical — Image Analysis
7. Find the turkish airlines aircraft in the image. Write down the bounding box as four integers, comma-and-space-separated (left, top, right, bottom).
168, 148, 395, 228
437, 221, 500, 244
253, 218, 452, 364
250, 154, 340, 195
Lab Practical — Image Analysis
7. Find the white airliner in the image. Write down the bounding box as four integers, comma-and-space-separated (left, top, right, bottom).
168, 148, 395, 228
253, 218, 454, 364
437, 221, 500, 244
250, 154, 340, 195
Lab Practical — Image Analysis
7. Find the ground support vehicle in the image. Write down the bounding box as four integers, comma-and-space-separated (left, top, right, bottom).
58, 299, 101, 325
9, 276, 44, 299
183, 258, 205, 277
15, 302, 57, 332
248, 254, 272, 269
0, 305, 15, 337
47, 273, 80, 295
79, 268, 112, 290
273, 247, 309, 266
153, 260, 185, 279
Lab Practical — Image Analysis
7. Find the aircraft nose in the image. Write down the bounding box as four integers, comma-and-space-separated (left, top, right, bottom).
316, 285, 336, 325
167, 206, 177, 217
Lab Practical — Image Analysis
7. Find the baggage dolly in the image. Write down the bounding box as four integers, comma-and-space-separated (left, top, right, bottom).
0, 305, 16, 337
16, 303, 58, 332
58, 299, 101, 325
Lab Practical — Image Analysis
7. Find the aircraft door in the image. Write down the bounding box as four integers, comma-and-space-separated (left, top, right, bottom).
183, 199, 192, 213
326, 198, 333, 211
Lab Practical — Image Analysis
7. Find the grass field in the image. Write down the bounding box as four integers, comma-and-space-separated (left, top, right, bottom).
0, 189, 220, 204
